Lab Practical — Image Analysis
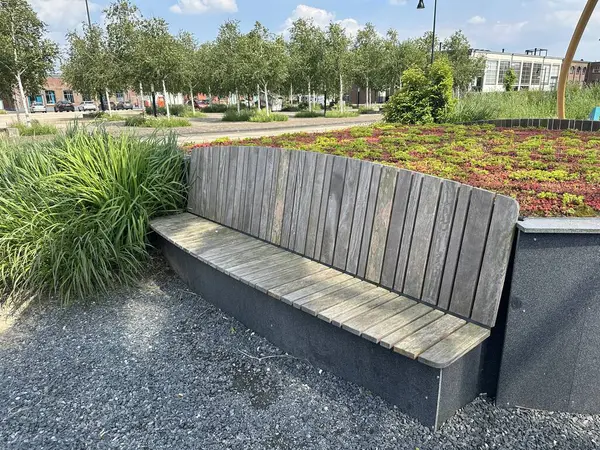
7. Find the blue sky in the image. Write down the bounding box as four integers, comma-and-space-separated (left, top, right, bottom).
31, 0, 600, 60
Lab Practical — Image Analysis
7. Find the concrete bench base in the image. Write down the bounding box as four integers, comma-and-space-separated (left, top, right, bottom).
158, 235, 486, 429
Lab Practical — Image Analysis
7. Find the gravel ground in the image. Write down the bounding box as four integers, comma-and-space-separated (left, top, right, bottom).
1, 256, 599, 450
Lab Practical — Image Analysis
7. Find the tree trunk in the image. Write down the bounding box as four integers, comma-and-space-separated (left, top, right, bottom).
264, 84, 270, 115
289, 83, 293, 105
257, 85, 261, 110
16, 72, 31, 127
324, 91, 327, 117
339, 73, 344, 112
162, 79, 170, 119
366, 79, 370, 108
236, 88, 240, 113
139, 83, 145, 115
105, 88, 112, 115
151, 83, 157, 117
189, 85, 195, 115
308, 80, 312, 112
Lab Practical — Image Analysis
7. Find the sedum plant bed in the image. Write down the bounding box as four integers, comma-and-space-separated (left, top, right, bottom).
0, 129, 186, 308
190, 124, 600, 217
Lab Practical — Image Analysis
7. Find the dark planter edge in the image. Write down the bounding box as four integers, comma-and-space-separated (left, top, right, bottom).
466, 118, 600, 132
518, 217, 600, 234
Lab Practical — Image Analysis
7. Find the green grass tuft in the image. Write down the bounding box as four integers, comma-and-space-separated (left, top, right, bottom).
125, 116, 192, 128
14, 120, 58, 136
0, 129, 187, 308
295, 111, 322, 118
249, 110, 288, 122
222, 109, 254, 122
325, 111, 359, 118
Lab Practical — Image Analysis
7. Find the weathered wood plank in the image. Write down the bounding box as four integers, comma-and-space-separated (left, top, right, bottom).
291, 278, 361, 309
187, 149, 199, 214
242, 147, 259, 233
270, 150, 291, 245
250, 148, 268, 237
332, 158, 362, 270
264, 149, 281, 241
379, 310, 444, 350
199, 149, 209, 217
196, 234, 259, 258
315, 286, 389, 323
449, 188, 495, 318
300, 282, 378, 317
418, 323, 490, 368
341, 295, 416, 336
345, 163, 373, 275
233, 253, 306, 282
268, 267, 340, 300
305, 153, 329, 259
403, 176, 443, 299
209, 242, 275, 269
281, 273, 354, 305
364, 166, 398, 283
380, 169, 412, 288
281, 151, 300, 248
207, 147, 219, 221
393, 173, 423, 292
224, 147, 238, 227
326, 291, 396, 327
259, 148, 276, 240
314, 155, 334, 260
232, 147, 248, 230
216, 147, 229, 223
421, 181, 460, 305
393, 315, 466, 360
320, 156, 347, 265
293, 152, 317, 254
288, 151, 307, 251
362, 303, 434, 344
470, 195, 519, 326
437, 185, 472, 310
356, 165, 382, 278
255, 263, 328, 293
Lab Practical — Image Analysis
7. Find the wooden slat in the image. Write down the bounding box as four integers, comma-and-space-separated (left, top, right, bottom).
470, 195, 519, 326
268, 267, 341, 300
379, 310, 444, 349
327, 291, 397, 327
224, 147, 238, 227
300, 281, 378, 317
232, 147, 248, 230
270, 150, 291, 245
216, 147, 229, 223
362, 303, 434, 344
449, 188, 495, 318
314, 155, 334, 260
421, 181, 460, 305
242, 147, 259, 233
255, 263, 328, 293
293, 152, 317, 254
365, 166, 398, 283
228, 251, 304, 279
316, 286, 389, 323
281, 273, 353, 305
209, 242, 274, 269
380, 170, 412, 288
264, 149, 281, 241
250, 148, 268, 237
288, 152, 307, 251
320, 156, 347, 265
333, 158, 362, 270
199, 149, 209, 217
418, 323, 491, 368
207, 147, 219, 221
291, 277, 361, 308
393, 173, 423, 292
187, 149, 199, 214
340, 295, 415, 336
305, 153, 329, 259
393, 315, 466, 359
259, 148, 276, 240
345, 163, 373, 275
437, 185, 472, 310
281, 151, 300, 248
356, 165, 382, 278
197, 234, 257, 258
403, 176, 443, 299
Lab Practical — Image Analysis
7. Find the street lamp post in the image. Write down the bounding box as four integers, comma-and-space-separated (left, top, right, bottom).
417, 0, 438, 65
84, 0, 92, 27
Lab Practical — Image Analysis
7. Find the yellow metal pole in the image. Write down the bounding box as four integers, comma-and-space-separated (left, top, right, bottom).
557, 0, 598, 119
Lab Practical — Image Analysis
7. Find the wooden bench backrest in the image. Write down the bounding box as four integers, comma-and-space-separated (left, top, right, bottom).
188, 146, 519, 328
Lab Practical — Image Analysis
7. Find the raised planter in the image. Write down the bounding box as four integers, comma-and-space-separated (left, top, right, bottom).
469, 118, 600, 131
497, 217, 600, 414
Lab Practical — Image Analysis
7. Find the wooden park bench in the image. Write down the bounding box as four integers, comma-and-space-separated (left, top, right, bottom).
151, 146, 519, 429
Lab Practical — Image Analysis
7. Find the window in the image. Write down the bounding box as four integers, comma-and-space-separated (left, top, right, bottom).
44, 90, 56, 104
570, 66, 575, 74
497, 61, 511, 85
511, 62, 522, 86
521, 62, 532, 85
116, 92, 125, 102
485, 60, 498, 85
543, 64, 551, 85
531, 63, 542, 85
593, 67, 600, 74
63, 90, 74, 102
550, 65, 560, 88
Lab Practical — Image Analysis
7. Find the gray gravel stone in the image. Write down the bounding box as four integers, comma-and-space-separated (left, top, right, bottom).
1, 256, 599, 450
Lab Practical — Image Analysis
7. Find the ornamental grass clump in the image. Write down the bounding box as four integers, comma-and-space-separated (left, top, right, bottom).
0, 129, 187, 308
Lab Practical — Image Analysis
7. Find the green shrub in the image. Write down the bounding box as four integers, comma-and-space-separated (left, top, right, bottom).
358, 107, 378, 114
0, 109, 7, 115
168, 104, 185, 117
125, 116, 191, 128
124, 116, 147, 127
295, 110, 322, 118
504, 68, 517, 92
325, 111, 359, 118
0, 130, 186, 307
84, 112, 128, 121
203, 104, 228, 113
249, 110, 288, 122
222, 109, 254, 122
14, 120, 58, 136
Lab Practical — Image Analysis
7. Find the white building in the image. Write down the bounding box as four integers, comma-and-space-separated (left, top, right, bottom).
471, 50, 564, 92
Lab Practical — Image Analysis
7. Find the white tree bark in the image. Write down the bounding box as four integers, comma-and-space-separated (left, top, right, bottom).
139, 82, 145, 115
257, 85, 261, 110
308, 80, 312, 112
289, 84, 293, 105
339, 73, 344, 112
162, 79, 170, 119
105, 88, 112, 115
190, 85, 195, 115
236, 88, 240, 113
264, 84, 270, 115
366, 79, 370, 108
16, 73, 30, 127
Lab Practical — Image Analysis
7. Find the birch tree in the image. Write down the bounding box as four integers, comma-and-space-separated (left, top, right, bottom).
354, 23, 385, 107
324, 23, 351, 112
0, 0, 58, 126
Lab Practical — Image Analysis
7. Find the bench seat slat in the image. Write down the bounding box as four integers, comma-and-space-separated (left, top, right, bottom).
361, 303, 434, 344
340, 296, 416, 336
317, 287, 392, 323
379, 310, 445, 350
281, 273, 354, 305
393, 315, 466, 359
291, 278, 362, 308
300, 282, 380, 316
254, 263, 329, 293
227, 251, 303, 278
328, 292, 398, 327
268, 268, 341, 300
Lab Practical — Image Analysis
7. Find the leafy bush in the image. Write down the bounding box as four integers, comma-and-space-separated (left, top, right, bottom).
504, 68, 517, 92
0, 109, 7, 115
325, 111, 359, 118
295, 110, 322, 118
249, 110, 288, 122
359, 107, 379, 114
124, 116, 147, 127
0, 130, 186, 307
125, 117, 191, 128
384, 58, 455, 124
222, 109, 254, 122
203, 104, 228, 113
84, 112, 127, 122
14, 120, 58, 136
143, 104, 188, 117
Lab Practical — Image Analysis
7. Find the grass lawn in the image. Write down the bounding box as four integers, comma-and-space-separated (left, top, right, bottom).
192, 124, 600, 217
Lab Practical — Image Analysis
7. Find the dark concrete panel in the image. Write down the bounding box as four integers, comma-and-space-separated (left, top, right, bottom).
497, 232, 600, 414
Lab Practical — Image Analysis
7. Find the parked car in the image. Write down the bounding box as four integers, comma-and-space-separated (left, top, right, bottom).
30, 102, 47, 113
116, 101, 133, 110
187, 99, 209, 109
77, 101, 97, 112
54, 100, 75, 112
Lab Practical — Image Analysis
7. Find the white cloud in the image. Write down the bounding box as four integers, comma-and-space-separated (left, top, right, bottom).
282, 4, 365, 37
468, 16, 487, 25
29, 0, 100, 34
170, 0, 238, 15
389, 0, 407, 5
492, 20, 529, 37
